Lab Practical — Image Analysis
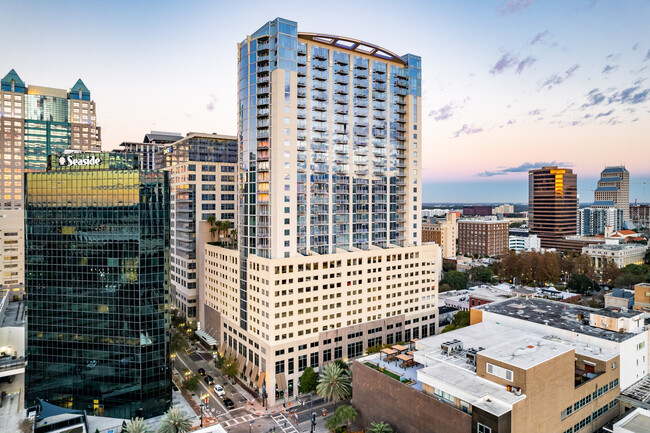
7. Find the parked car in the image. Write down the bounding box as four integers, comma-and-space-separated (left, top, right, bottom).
214, 384, 225, 397
198, 368, 206, 376
222, 397, 235, 410
204, 375, 214, 385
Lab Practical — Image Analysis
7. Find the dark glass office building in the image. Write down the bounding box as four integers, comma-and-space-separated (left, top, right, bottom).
25, 152, 171, 419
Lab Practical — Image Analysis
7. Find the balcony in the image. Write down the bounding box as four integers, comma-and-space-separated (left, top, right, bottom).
312, 103, 327, 112
395, 87, 408, 96
312, 124, 328, 133
297, 120, 307, 130
333, 116, 347, 125
355, 169, 369, 176
297, 111, 307, 119
312, 61, 328, 71
394, 114, 406, 123
394, 96, 406, 106
257, 119, 270, 128
298, 66, 307, 77
334, 106, 349, 115
312, 82, 327, 92
297, 90, 307, 98
312, 91, 328, 101
297, 80, 307, 88
257, 55, 269, 63
333, 137, 348, 145
257, 108, 270, 117
334, 84, 349, 95
353, 90, 368, 99
258, 75, 270, 84
257, 65, 270, 74
355, 79, 369, 89
311, 143, 328, 152
395, 107, 406, 114
355, 100, 369, 108
312, 71, 328, 81
354, 148, 368, 156
373, 91, 387, 101
258, 43, 269, 51
257, 130, 269, 139
257, 97, 270, 106
297, 100, 307, 108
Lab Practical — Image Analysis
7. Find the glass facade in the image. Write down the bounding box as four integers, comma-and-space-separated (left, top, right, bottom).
25, 153, 171, 419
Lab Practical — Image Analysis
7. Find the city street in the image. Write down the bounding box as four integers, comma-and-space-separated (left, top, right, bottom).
172, 341, 347, 433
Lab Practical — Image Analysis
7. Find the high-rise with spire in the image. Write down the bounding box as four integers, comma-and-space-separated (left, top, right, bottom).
0, 70, 102, 299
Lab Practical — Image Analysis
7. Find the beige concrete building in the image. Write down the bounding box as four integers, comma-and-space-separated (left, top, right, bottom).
202, 18, 437, 407
634, 283, 650, 313
594, 166, 630, 222
492, 204, 514, 215
422, 213, 457, 258
157, 133, 237, 324
1, 70, 101, 299
458, 219, 509, 257
582, 243, 647, 275
205, 243, 439, 405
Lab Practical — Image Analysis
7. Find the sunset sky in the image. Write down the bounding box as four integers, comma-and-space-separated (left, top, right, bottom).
3, 0, 649, 203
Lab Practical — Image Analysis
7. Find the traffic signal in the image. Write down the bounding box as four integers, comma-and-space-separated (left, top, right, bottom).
322, 409, 327, 417
312, 413, 316, 424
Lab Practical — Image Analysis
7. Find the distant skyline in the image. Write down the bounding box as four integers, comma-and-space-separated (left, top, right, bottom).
3, 0, 649, 202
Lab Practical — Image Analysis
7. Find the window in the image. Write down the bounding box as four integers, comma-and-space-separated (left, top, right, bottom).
201, 174, 216, 182
288, 358, 294, 374
334, 346, 342, 359
275, 360, 285, 374
221, 166, 235, 172
298, 355, 307, 372
323, 349, 332, 363
477, 423, 491, 433
310, 352, 319, 368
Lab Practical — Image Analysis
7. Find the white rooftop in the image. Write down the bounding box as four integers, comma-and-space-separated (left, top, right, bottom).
614, 408, 650, 433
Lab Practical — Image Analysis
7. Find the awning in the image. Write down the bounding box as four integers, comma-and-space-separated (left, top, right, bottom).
380, 348, 397, 356
276, 372, 287, 391
397, 354, 413, 361
252, 365, 259, 384
257, 371, 266, 388
237, 355, 247, 374
246, 362, 254, 379
226, 345, 234, 359
391, 345, 408, 352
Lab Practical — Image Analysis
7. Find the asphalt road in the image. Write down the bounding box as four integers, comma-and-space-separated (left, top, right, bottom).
172, 340, 349, 433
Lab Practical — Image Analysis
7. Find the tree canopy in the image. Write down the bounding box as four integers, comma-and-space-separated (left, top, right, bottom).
441, 310, 471, 333
440, 270, 468, 290
299, 367, 318, 394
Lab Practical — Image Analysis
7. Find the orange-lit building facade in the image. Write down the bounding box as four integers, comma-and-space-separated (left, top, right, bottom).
529, 166, 578, 249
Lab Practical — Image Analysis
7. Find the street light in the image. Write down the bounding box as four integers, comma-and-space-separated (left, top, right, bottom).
249, 419, 255, 433
199, 393, 209, 428
170, 353, 176, 369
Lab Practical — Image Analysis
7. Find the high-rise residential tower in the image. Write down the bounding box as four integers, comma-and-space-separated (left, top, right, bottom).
117, 131, 183, 171
156, 133, 238, 324
529, 166, 578, 249
0, 70, 102, 299
202, 18, 438, 407
25, 152, 171, 418
594, 166, 630, 222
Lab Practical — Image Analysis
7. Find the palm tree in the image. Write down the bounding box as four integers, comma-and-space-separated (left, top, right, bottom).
124, 418, 150, 433
316, 362, 351, 405
158, 407, 193, 433
206, 215, 216, 225
218, 221, 231, 241
324, 404, 357, 432
229, 229, 237, 246
368, 421, 394, 433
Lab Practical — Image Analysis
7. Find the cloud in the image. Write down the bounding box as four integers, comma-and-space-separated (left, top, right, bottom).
429, 102, 460, 121
490, 53, 518, 74
530, 31, 549, 45
602, 64, 618, 74
610, 84, 650, 105
516, 56, 537, 74
632, 43, 639, 50
595, 109, 614, 118
645, 50, 650, 61
452, 124, 483, 138
207, 94, 218, 111
582, 88, 606, 107
498, 119, 517, 128
528, 108, 543, 116
497, 0, 534, 15
539, 64, 580, 90
477, 161, 573, 177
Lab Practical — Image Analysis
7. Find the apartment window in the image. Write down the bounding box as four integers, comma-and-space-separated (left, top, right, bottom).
323, 349, 332, 363
310, 352, 319, 368
334, 346, 342, 359
477, 423, 491, 433
221, 166, 235, 172
298, 355, 307, 372
288, 358, 294, 374
275, 360, 285, 374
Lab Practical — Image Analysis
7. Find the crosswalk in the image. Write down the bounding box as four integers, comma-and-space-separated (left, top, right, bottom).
220, 413, 261, 428
271, 413, 300, 433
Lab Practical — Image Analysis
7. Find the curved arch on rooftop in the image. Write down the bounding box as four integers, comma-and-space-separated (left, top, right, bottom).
298, 32, 407, 66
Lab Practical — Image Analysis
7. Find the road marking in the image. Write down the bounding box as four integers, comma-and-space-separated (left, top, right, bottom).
176, 352, 228, 414
272, 413, 299, 433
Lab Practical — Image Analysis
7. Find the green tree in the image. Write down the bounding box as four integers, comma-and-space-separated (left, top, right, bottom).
182, 374, 199, 392
567, 274, 598, 294
325, 405, 357, 432
124, 418, 151, 433
439, 270, 468, 290
334, 359, 349, 373
158, 407, 193, 433
299, 367, 319, 394
220, 356, 238, 378
439, 283, 453, 292
441, 310, 471, 333
206, 215, 216, 225
170, 329, 188, 356
601, 260, 622, 286
317, 362, 352, 405
644, 249, 650, 265
469, 266, 493, 283
368, 421, 394, 433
